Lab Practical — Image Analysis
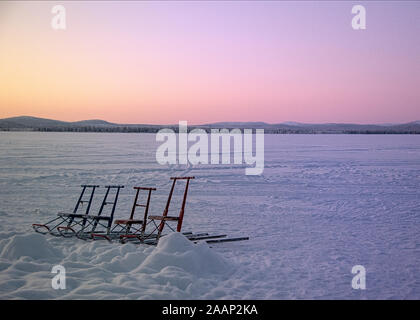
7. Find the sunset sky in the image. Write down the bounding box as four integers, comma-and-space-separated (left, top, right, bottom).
0, 1, 419, 124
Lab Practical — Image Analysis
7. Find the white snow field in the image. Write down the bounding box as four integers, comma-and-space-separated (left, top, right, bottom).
0, 132, 419, 299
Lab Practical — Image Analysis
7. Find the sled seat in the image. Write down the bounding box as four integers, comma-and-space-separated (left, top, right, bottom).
114, 219, 144, 225
83, 214, 112, 221
148, 215, 179, 221
57, 212, 86, 218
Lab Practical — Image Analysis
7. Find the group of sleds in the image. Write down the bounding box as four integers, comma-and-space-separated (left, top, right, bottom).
32, 176, 248, 245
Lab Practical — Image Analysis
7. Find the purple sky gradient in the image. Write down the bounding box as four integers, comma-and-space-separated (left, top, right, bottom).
0, 1, 419, 124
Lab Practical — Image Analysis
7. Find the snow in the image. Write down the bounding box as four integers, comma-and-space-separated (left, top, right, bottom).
0, 132, 419, 299
0, 232, 234, 299
0, 233, 63, 260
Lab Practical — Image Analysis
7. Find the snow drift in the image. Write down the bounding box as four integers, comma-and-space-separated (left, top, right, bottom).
0, 232, 235, 299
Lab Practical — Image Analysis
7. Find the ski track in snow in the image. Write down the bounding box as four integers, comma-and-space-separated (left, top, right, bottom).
0, 132, 419, 299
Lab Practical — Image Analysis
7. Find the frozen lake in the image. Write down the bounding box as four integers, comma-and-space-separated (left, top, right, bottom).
0, 132, 419, 299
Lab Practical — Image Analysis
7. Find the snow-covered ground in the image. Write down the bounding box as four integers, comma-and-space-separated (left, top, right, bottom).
0, 132, 419, 299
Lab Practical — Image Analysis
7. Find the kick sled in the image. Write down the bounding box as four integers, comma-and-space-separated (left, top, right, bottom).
32, 177, 248, 245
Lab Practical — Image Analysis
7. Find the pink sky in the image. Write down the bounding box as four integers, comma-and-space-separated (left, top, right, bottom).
0, 1, 419, 124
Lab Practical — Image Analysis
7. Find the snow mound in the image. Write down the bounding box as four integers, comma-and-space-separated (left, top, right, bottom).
136, 233, 232, 276
0, 234, 62, 260
0, 232, 235, 299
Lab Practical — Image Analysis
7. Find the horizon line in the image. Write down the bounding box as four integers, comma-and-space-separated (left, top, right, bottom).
1, 115, 419, 127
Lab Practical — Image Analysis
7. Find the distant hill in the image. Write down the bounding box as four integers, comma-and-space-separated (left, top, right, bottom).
0, 116, 69, 128
0, 116, 162, 133
72, 119, 116, 126
205, 121, 269, 128
0, 116, 419, 134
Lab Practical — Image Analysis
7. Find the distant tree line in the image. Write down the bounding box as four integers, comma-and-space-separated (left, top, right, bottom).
0, 126, 419, 134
